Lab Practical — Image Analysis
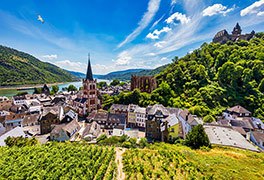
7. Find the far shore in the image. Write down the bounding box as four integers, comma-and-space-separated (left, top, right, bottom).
0, 81, 80, 90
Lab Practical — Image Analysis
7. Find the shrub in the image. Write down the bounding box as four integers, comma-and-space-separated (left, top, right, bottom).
139, 138, 148, 148
184, 124, 211, 149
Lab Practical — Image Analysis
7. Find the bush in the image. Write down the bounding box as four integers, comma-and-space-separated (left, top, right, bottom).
5, 136, 38, 147
139, 138, 148, 148
203, 115, 216, 123
122, 141, 132, 148
96, 134, 107, 143
184, 124, 211, 149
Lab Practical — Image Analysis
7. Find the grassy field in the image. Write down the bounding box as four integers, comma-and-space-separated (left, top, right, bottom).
123, 143, 264, 180
0, 143, 117, 180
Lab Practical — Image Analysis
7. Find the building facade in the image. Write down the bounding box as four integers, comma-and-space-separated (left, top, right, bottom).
131, 75, 157, 93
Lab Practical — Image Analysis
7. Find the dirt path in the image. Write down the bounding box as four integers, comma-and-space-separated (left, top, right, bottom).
115, 147, 126, 180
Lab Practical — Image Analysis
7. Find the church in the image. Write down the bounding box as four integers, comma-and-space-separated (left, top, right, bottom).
73, 55, 100, 116
213, 23, 255, 44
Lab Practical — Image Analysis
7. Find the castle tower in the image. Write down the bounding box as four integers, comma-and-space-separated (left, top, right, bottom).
232, 23, 242, 36
82, 54, 98, 113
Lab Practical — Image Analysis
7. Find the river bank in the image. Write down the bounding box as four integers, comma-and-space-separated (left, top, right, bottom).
0, 79, 110, 97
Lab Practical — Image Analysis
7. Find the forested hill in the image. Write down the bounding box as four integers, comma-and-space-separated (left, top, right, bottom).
0, 45, 76, 86
96, 65, 168, 81
156, 32, 264, 119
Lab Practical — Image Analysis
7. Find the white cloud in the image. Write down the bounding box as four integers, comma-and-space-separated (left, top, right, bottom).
202, 4, 234, 17
52, 60, 87, 73
154, 41, 166, 48
161, 57, 168, 61
257, 11, 264, 16
241, 0, 264, 16
117, 0, 161, 48
146, 27, 171, 40
165, 12, 190, 24
114, 51, 132, 66
171, 0, 177, 6
42, 54, 58, 60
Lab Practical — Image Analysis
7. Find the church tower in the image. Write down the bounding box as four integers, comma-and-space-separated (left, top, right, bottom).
232, 23, 242, 36
82, 54, 98, 114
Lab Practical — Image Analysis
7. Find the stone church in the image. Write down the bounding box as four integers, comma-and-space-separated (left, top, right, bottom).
73, 55, 100, 116
213, 23, 255, 44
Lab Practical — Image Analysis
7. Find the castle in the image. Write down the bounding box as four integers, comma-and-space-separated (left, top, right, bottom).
213, 23, 255, 44
131, 75, 157, 93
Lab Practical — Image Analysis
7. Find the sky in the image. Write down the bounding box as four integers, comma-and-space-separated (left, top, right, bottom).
0, 0, 263, 74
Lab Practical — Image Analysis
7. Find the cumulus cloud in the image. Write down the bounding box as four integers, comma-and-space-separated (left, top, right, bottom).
240, 0, 264, 16
117, 0, 161, 48
165, 12, 190, 24
42, 54, 58, 60
146, 27, 172, 40
202, 4, 234, 16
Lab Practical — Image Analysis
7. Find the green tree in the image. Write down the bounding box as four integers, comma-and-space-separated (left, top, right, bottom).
203, 115, 215, 123
67, 84, 77, 92
185, 124, 210, 149
51, 85, 59, 94
110, 79, 120, 86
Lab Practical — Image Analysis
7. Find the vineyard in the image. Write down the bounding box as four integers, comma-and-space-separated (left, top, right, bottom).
0, 143, 116, 179
123, 143, 264, 180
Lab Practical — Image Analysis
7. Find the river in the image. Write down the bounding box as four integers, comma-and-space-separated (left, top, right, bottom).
0, 79, 111, 98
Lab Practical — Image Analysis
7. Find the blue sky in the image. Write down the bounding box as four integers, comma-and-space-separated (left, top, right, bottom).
0, 0, 263, 74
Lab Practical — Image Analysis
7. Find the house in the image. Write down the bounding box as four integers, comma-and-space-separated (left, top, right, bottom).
25, 99, 42, 114
160, 114, 179, 142
0, 127, 31, 146
22, 114, 40, 135
135, 106, 146, 129
82, 121, 101, 141
4, 114, 25, 131
50, 119, 80, 142
177, 109, 192, 139
223, 105, 252, 120
0, 96, 9, 102
250, 117, 264, 131
13, 95, 27, 106
250, 131, 264, 150
204, 124, 259, 152
0, 110, 10, 117
61, 109, 78, 123
110, 104, 128, 115
229, 119, 254, 132
39, 107, 63, 134
146, 104, 169, 141
127, 104, 137, 128
0, 100, 12, 111
0, 123, 5, 136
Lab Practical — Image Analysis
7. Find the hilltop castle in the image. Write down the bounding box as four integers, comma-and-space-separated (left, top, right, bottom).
213, 23, 255, 44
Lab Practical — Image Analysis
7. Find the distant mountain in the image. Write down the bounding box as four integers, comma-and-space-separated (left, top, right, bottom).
67, 70, 86, 79
0, 45, 77, 86
95, 67, 167, 81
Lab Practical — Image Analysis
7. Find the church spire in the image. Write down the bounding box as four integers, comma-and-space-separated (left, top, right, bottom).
86, 53, 93, 81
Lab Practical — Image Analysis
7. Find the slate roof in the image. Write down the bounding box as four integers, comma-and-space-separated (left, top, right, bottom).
230, 119, 254, 130
108, 113, 126, 124
252, 131, 264, 143
22, 114, 40, 126
110, 104, 128, 112
147, 104, 169, 116
227, 105, 251, 114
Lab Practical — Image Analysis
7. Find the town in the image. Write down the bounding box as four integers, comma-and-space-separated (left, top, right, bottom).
0, 50, 263, 152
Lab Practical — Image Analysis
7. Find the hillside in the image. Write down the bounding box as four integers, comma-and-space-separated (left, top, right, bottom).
123, 143, 264, 179
0, 45, 76, 86
97, 66, 168, 81
155, 33, 264, 119
0, 143, 116, 179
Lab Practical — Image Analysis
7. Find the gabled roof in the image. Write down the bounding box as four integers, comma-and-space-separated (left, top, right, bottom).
230, 119, 253, 130
22, 114, 40, 126
227, 105, 251, 114
147, 104, 169, 116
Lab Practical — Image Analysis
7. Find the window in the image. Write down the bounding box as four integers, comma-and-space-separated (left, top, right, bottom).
171, 128, 174, 132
